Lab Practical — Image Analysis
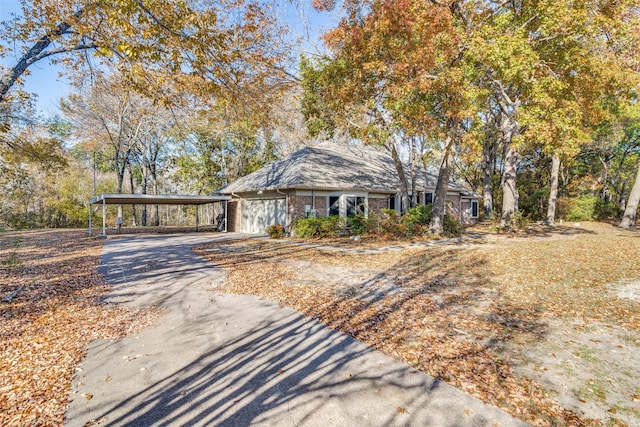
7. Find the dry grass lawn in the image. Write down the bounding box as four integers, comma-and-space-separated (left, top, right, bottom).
0, 230, 157, 426
195, 222, 640, 427
1, 223, 638, 426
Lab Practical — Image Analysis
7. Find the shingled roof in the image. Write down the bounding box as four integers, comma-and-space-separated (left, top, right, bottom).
218, 144, 469, 194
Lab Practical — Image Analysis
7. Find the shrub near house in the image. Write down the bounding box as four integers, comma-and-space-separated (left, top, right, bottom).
291, 205, 462, 239
265, 223, 285, 239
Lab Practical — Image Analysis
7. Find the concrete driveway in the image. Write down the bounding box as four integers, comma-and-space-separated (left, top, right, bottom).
65, 233, 528, 427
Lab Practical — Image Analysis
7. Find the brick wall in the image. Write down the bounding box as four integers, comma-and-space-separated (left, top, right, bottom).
446, 194, 461, 221
226, 200, 240, 232
314, 196, 327, 217
289, 195, 328, 219
369, 197, 389, 214
288, 195, 311, 224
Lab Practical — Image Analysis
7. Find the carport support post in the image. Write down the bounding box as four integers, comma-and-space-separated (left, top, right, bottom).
195, 205, 199, 231
224, 200, 228, 232
102, 199, 106, 236
88, 202, 92, 236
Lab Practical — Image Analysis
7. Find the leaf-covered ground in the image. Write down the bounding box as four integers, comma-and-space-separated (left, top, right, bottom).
195, 222, 640, 426
0, 230, 158, 426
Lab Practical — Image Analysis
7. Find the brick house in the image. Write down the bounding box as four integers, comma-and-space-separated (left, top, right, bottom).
218, 144, 479, 234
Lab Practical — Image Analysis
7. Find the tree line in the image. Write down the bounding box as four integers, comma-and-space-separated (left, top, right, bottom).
302, 0, 640, 232
0, 0, 638, 232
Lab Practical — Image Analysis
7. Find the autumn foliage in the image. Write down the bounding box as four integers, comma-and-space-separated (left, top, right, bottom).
0, 231, 158, 425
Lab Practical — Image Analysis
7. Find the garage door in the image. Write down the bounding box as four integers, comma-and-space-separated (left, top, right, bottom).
242, 198, 286, 234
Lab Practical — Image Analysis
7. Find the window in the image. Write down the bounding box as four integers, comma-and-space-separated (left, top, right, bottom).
328, 196, 340, 216
389, 195, 396, 211
471, 200, 479, 218
424, 192, 433, 205
347, 196, 365, 217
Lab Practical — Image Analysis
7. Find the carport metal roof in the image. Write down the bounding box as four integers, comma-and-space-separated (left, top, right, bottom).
89, 193, 230, 236
90, 193, 230, 206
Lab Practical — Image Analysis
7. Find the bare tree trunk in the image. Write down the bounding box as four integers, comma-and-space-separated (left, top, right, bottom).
429, 130, 457, 234
153, 171, 160, 226
482, 139, 496, 218
619, 176, 630, 212
386, 140, 410, 214
141, 170, 148, 227
500, 113, 520, 229
599, 155, 611, 203
545, 153, 561, 225
410, 140, 418, 207
619, 161, 640, 229
127, 162, 137, 227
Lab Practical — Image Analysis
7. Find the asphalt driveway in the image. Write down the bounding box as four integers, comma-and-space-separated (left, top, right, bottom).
65, 233, 528, 427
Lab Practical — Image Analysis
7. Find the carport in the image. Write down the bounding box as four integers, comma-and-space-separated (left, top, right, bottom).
89, 194, 231, 236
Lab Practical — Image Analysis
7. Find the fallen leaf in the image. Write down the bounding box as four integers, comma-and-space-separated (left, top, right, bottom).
396, 407, 407, 414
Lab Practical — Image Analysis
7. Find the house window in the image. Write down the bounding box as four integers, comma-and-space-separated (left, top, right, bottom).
389, 195, 396, 211
471, 200, 479, 218
346, 196, 365, 217
328, 196, 340, 216
424, 192, 433, 205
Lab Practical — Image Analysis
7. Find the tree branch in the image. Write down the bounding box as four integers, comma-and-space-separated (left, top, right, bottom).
31, 42, 99, 63
0, 8, 86, 103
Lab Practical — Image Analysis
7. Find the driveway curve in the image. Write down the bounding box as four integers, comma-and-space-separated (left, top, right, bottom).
65, 233, 528, 427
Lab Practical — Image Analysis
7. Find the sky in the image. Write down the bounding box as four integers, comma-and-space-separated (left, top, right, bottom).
0, 0, 338, 116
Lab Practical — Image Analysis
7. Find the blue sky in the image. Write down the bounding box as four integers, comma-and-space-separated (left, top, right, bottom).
0, 0, 338, 115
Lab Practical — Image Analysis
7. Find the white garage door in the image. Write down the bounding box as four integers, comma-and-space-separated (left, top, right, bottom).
242, 198, 286, 234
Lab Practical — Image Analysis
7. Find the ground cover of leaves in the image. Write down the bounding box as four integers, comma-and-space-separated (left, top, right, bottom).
195, 222, 640, 427
0, 230, 158, 426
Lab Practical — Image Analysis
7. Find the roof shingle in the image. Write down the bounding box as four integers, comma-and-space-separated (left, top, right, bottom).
218, 144, 469, 194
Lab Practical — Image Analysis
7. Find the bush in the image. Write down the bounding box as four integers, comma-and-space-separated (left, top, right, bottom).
377, 209, 426, 238
594, 199, 621, 220
406, 204, 432, 225
265, 223, 285, 239
347, 212, 375, 235
293, 207, 462, 240
293, 215, 346, 238
442, 215, 463, 236
566, 196, 599, 221
514, 210, 531, 229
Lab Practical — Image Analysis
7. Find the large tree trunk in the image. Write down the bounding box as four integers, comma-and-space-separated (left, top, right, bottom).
500, 113, 520, 229
429, 128, 457, 234
482, 138, 496, 218
386, 140, 410, 214
619, 161, 640, 229
545, 153, 561, 225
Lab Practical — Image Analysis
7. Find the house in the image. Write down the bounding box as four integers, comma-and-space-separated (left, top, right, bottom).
217, 144, 479, 234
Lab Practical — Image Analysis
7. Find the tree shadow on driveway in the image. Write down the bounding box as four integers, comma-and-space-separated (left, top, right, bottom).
66, 233, 524, 427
